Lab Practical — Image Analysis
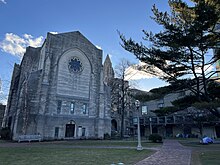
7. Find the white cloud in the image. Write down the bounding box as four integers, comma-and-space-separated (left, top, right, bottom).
0, 90, 7, 105
0, 97, 7, 105
0, 0, 6, 4
125, 61, 164, 80
125, 66, 154, 80
0, 33, 44, 58
195, 65, 214, 74
126, 60, 215, 81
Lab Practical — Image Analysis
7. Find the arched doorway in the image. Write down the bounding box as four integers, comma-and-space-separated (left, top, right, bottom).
65, 120, 76, 138
111, 119, 117, 132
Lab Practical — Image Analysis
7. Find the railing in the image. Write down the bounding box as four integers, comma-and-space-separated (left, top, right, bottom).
131, 115, 220, 126
132, 115, 196, 125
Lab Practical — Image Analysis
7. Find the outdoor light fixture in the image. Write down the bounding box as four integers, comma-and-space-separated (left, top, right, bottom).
135, 100, 143, 151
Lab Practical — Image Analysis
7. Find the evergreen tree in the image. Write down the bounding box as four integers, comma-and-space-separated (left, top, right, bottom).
120, 0, 220, 117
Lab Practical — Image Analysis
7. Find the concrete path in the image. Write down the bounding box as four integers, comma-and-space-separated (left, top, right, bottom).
135, 140, 191, 165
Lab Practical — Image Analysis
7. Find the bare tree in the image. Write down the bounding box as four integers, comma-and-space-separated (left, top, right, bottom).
112, 59, 134, 138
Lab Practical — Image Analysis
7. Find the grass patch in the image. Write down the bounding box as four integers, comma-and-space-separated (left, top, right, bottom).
0, 147, 153, 165
200, 151, 220, 165
191, 151, 201, 165
179, 139, 220, 165
0, 140, 159, 164
38, 140, 162, 148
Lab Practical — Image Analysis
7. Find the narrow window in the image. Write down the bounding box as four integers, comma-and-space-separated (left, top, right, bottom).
82, 104, 87, 114
55, 127, 59, 138
82, 128, 86, 136
57, 100, 62, 114
70, 102, 75, 114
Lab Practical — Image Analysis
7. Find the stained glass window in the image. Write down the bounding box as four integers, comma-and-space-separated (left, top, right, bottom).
68, 57, 83, 72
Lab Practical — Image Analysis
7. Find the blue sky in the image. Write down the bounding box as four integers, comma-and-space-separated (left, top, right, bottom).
0, 0, 172, 104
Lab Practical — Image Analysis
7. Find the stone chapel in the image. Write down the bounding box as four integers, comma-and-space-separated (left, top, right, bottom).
3, 31, 114, 140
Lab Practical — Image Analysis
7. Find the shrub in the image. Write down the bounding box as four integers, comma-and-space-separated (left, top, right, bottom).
0, 127, 11, 140
104, 133, 111, 140
148, 134, 162, 143
111, 131, 120, 140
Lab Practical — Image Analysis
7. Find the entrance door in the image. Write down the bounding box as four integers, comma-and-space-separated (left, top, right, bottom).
111, 119, 117, 131
65, 124, 75, 137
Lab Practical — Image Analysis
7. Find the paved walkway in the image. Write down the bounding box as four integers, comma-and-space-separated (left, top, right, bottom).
135, 140, 191, 165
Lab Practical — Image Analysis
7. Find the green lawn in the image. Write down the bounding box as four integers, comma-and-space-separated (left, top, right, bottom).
179, 139, 220, 165
36, 140, 162, 148
0, 140, 157, 165
200, 151, 220, 165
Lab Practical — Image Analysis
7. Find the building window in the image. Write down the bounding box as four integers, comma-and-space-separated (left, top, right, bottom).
68, 57, 83, 73
55, 127, 59, 138
142, 106, 148, 115
133, 117, 138, 124
159, 117, 165, 123
82, 103, 87, 114
57, 100, 62, 114
151, 117, 158, 124
70, 102, 75, 114
82, 128, 86, 136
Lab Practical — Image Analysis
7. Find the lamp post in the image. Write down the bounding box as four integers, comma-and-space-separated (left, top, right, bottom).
135, 100, 143, 151
149, 117, 152, 135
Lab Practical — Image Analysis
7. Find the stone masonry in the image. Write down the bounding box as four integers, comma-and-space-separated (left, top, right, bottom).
3, 31, 112, 140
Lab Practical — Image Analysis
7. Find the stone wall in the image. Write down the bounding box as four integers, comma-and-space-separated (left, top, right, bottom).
0, 104, 5, 128
5, 31, 112, 140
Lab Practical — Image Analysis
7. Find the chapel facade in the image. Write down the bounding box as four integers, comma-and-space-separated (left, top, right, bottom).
3, 31, 113, 140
